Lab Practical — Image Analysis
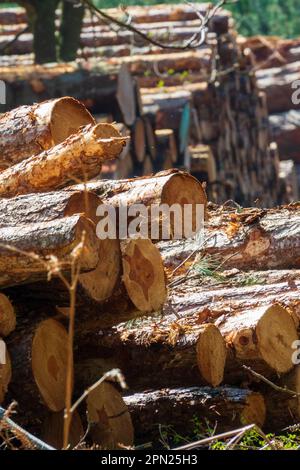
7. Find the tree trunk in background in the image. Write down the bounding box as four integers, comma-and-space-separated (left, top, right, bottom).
60, 0, 84, 62
32, 0, 59, 64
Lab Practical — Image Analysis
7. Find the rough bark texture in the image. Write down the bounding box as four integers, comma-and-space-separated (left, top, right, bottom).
0, 97, 95, 170
124, 386, 266, 443
0, 215, 99, 288
0, 189, 100, 228
75, 322, 226, 390
72, 169, 207, 240
0, 123, 127, 197
159, 205, 300, 271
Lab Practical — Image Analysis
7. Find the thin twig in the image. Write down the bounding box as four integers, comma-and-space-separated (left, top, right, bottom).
242, 365, 300, 397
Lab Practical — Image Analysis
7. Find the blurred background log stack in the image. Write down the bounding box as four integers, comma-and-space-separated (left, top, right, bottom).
0, 3, 291, 207
239, 35, 300, 200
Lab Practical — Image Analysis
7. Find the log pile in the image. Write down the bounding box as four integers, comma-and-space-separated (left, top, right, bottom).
0, 3, 291, 207
0, 4, 299, 450
240, 35, 300, 186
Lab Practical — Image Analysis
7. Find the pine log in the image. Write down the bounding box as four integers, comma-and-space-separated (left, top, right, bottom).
75, 322, 226, 389
6, 317, 70, 423
42, 410, 84, 450
0, 189, 100, 228
0, 97, 95, 170
0, 294, 16, 337
0, 215, 99, 288
131, 118, 146, 163
0, 341, 11, 404
116, 64, 136, 127
72, 170, 207, 240
86, 381, 134, 450
219, 304, 298, 383
124, 387, 266, 442
0, 123, 127, 198
10, 238, 166, 317
159, 205, 300, 270
0, 189, 122, 307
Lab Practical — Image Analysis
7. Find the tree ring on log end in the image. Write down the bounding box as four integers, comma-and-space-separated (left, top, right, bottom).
256, 304, 298, 374
49, 97, 95, 146
42, 410, 84, 450
32, 319, 70, 412
196, 324, 226, 387
162, 173, 207, 234
241, 393, 266, 429
0, 293, 16, 337
121, 239, 167, 312
87, 381, 134, 450
79, 239, 121, 303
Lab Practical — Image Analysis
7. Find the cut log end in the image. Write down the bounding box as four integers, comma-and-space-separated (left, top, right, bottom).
0, 294, 16, 337
0, 346, 11, 404
242, 393, 266, 429
79, 239, 121, 303
32, 319, 70, 412
256, 304, 298, 374
87, 381, 134, 450
197, 324, 226, 387
42, 410, 84, 449
49, 97, 95, 146
121, 239, 167, 312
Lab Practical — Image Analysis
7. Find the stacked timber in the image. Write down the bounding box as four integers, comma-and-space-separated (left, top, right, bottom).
239, 36, 300, 199
0, 3, 289, 207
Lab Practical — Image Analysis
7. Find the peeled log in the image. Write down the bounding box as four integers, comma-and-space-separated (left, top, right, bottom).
0, 294, 16, 337
0, 215, 99, 288
0, 342, 11, 404
75, 322, 226, 389
86, 381, 134, 450
6, 316, 70, 423
0, 123, 127, 198
159, 205, 300, 270
0, 97, 95, 170
124, 387, 266, 442
42, 410, 84, 450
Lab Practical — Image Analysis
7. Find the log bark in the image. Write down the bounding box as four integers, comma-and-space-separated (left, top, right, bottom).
75, 322, 226, 389
72, 169, 207, 240
0, 190, 122, 307
8, 238, 166, 317
124, 386, 266, 443
0, 123, 127, 197
0, 294, 16, 337
0, 97, 95, 170
0, 215, 99, 288
159, 205, 300, 270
